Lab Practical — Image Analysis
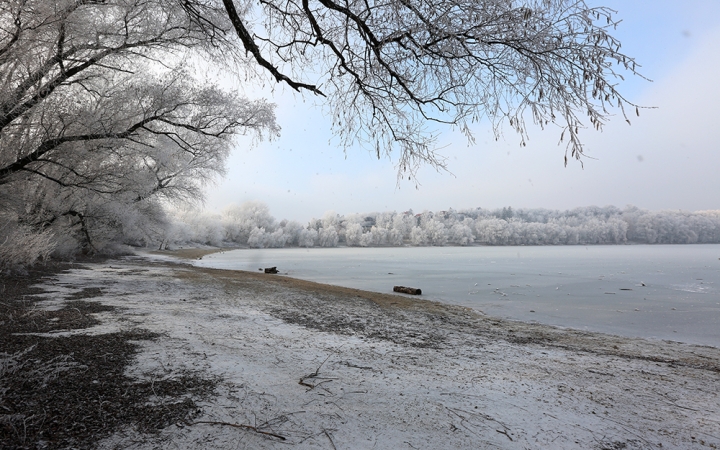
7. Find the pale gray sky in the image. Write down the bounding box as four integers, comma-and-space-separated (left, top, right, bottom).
204, 1, 720, 223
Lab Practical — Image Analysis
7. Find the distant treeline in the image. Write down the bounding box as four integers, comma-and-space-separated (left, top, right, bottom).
166, 203, 720, 248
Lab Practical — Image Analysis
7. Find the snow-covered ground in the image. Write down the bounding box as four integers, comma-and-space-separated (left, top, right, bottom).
29, 255, 720, 449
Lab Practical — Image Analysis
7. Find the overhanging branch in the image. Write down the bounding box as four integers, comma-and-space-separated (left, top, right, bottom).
221, 0, 325, 96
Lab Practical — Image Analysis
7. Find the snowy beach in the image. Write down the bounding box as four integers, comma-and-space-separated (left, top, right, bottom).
3, 252, 720, 449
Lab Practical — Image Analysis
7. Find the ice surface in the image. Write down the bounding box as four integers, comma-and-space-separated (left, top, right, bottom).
193, 245, 720, 346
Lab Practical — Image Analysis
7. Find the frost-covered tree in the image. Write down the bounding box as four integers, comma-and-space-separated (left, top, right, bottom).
209, 0, 643, 176
391, 213, 416, 243
359, 230, 374, 247
0, 213, 55, 271
475, 218, 510, 245
369, 226, 388, 246
247, 227, 268, 248
223, 202, 279, 243
318, 227, 339, 247
423, 219, 449, 246
167, 210, 225, 246
448, 221, 475, 246
344, 222, 364, 247
409, 226, 427, 246
321, 211, 341, 230
246, 227, 287, 248
298, 228, 319, 248
386, 228, 405, 246
0, 0, 279, 261
280, 220, 306, 247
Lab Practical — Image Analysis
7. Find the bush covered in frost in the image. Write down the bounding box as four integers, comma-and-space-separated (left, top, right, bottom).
0, 216, 56, 272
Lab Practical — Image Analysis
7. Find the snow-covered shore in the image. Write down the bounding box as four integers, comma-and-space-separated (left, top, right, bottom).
27, 254, 720, 449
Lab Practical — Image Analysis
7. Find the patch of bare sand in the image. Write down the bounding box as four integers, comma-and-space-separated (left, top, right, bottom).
178, 265, 720, 373
18, 257, 720, 449
151, 247, 227, 260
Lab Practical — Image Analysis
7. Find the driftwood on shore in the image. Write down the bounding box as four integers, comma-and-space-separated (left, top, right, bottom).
393, 286, 422, 295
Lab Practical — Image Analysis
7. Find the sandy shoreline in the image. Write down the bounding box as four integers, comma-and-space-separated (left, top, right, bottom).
152, 247, 229, 260
3, 254, 720, 449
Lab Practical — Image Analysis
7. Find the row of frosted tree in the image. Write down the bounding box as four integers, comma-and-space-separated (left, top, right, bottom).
167, 203, 720, 249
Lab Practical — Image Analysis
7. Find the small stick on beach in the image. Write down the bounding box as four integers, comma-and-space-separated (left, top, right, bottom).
299, 353, 336, 390
324, 429, 338, 450
185, 420, 287, 441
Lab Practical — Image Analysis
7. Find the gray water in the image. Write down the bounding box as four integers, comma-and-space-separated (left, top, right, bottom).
195, 245, 720, 347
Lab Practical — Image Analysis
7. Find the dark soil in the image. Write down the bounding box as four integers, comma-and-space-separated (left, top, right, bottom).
0, 262, 217, 449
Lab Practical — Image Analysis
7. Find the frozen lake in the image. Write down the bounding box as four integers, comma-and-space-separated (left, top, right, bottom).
194, 245, 720, 347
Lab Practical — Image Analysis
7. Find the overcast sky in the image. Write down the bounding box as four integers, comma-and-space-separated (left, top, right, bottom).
203, 0, 720, 223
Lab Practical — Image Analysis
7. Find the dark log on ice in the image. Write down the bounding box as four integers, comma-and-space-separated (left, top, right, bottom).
393, 286, 422, 295
264, 267, 279, 274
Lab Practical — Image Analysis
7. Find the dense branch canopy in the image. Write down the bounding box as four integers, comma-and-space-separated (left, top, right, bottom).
215, 0, 643, 175
0, 0, 278, 190
0, 0, 278, 255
